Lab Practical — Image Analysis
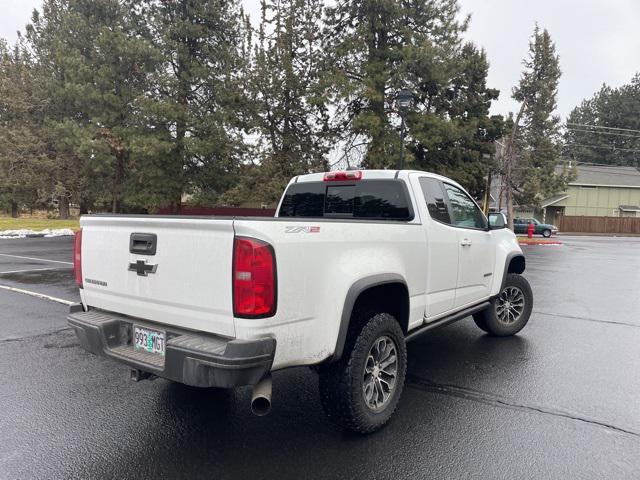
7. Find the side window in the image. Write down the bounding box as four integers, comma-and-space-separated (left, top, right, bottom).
442, 183, 487, 229
419, 177, 451, 224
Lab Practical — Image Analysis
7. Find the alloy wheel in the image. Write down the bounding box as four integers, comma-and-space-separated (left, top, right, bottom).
362, 335, 398, 412
496, 286, 526, 324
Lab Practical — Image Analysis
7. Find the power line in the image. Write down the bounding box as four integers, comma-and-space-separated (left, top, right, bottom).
567, 165, 639, 172
566, 127, 640, 139
510, 166, 640, 176
564, 142, 640, 154
566, 123, 640, 134
557, 159, 625, 167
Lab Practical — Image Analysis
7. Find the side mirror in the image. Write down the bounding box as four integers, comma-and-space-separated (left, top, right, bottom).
488, 212, 506, 230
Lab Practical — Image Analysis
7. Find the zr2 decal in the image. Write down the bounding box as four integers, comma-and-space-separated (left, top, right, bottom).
285, 226, 320, 234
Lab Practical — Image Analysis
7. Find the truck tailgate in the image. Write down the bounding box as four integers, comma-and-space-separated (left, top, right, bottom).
79, 215, 235, 337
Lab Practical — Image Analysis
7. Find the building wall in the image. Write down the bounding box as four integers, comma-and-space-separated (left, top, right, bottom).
555, 186, 640, 217
515, 208, 534, 218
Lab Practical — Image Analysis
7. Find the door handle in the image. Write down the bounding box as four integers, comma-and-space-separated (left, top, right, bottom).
460, 239, 472, 247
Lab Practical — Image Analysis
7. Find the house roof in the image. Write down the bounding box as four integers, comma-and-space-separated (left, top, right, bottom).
567, 164, 640, 187
619, 205, 640, 212
540, 194, 569, 208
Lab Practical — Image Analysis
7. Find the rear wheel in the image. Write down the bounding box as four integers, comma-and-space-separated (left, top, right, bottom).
473, 274, 533, 336
318, 312, 407, 433
473, 315, 489, 332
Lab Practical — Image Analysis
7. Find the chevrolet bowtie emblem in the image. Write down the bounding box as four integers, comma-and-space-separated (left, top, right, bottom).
128, 260, 158, 276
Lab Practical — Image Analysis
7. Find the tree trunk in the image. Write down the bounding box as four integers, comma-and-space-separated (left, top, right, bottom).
170, 0, 190, 215
506, 176, 515, 231
505, 101, 527, 230
172, 196, 182, 215
112, 150, 126, 214
10, 200, 19, 218
482, 173, 492, 215
58, 196, 70, 220
363, 16, 389, 169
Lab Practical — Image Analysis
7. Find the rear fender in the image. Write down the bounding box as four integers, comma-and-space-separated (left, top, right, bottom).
329, 273, 408, 362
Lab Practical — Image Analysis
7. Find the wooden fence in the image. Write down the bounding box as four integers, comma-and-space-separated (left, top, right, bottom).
558, 216, 640, 234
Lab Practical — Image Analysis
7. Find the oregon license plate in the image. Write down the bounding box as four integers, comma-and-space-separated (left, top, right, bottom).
133, 325, 166, 356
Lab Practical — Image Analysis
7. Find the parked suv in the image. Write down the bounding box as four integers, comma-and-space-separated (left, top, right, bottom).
514, 217, 558, 237
68, 170, 533, 433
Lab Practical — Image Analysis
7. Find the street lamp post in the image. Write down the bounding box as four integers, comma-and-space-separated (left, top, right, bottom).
396, 89, 413, 170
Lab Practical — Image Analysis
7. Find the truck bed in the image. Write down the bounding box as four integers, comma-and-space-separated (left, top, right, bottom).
79, 214, 427, 369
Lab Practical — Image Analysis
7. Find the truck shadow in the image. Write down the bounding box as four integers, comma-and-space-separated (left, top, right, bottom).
407, 320, 531, 379
84, 319, 532, 478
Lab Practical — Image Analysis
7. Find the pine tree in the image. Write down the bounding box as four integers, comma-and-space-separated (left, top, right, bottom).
21, 0, 158, 215
503, 26, 571, 227
563, 75, 640, 167
0, 40, 47, 216
323, 0, 503, 196
128, 0, 248, 212
225, 0, 330, 206
69, 0, 156, 213
24, 0, 88, 218
411, 43, 504, 196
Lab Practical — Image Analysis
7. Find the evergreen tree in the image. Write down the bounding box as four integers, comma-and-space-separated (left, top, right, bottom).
62, 0, 157, 213
563, 75, 640, 167
225, 0, 330, 206
0, 40, 47, 216
324, 0, 503, 193
503, 26, 571, 226
22, 0, 157, 215
24, 0, 88, 218
411, 43, 504, 196
129, 0, 248, 212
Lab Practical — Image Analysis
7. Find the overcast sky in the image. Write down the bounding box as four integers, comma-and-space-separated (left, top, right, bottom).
2, 0, 638, 120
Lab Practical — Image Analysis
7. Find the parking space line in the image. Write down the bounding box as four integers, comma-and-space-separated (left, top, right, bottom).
0, 284, 75, 306
407, 375, 640, 438
0, 253, 73, 265
534, 310, 639, 329
0, 267, 70, 275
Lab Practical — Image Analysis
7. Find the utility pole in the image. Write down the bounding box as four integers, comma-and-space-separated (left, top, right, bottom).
399, 115, 406, 170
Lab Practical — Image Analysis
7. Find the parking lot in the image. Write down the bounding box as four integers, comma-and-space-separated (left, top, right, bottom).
1, 235, 639, 479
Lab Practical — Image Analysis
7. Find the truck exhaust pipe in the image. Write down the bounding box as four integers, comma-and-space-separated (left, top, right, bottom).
251, 375, 272, 416
130, 368, 155, 382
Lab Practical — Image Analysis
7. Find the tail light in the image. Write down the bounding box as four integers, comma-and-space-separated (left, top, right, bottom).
73, 229, 83, 288
233, 237, 276, 318
323, 170, 362, 181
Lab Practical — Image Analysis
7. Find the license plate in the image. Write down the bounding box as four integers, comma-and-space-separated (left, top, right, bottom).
133, 325, 166, 356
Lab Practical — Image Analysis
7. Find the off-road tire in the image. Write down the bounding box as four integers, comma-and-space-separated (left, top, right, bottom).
318, 312, 407, 434
473, 315, 490, 332
473, 273, 533, 336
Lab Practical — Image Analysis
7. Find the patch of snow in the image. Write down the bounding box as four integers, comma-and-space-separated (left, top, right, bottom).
0, 228, 75, 239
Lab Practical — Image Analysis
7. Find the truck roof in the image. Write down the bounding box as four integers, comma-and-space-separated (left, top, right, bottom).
293, 169, 462, 188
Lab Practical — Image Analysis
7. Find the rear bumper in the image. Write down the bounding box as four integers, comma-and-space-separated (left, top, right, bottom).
67, 304, 275, 388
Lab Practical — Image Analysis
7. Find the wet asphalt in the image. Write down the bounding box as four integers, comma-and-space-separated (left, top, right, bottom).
0, 235, 639, 479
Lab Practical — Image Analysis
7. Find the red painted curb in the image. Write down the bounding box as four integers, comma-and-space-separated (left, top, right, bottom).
518, 241, 563, 246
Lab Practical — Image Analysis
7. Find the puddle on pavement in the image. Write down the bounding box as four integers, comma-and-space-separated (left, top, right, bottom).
0, 268, 74, 286
0, 267, 78, 295
0, 261, 48, 267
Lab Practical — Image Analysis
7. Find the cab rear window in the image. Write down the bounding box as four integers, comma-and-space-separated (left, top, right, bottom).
278, 180, 413, 220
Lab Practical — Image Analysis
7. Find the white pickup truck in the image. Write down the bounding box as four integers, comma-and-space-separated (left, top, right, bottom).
68, 169, 531, 433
